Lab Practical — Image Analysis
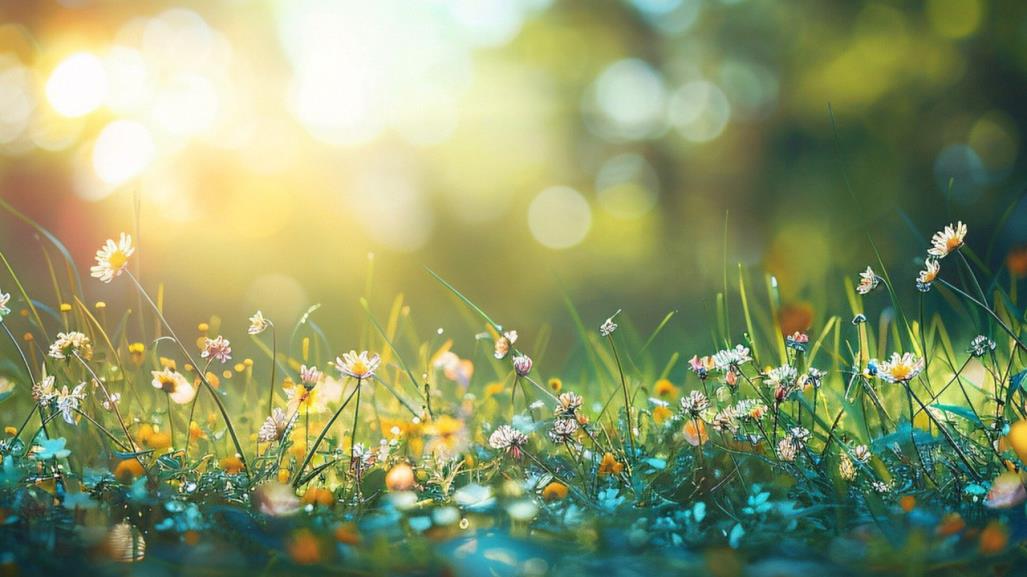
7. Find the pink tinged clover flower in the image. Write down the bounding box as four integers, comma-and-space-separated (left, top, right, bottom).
489, 425, 528, 458
201, 336, 232, 364
494, 330, 518, 360
299, 364, 322, 386
512, 354, 533, 377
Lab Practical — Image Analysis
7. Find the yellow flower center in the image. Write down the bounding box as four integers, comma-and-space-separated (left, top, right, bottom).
159, 375, 177, 393
108, 250, 128, 271
946, 237, 962, 251
349, 361, 368, 376
890, 365, 911, 380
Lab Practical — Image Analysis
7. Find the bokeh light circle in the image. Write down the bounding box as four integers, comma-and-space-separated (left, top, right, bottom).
528, 186, 592, 249
587, 59, 667, 141
595, 154, 660, 218
933, 144, 986, 205
46, 52, 108, 118
669, 80, 731, 142
91, 120, 155, 186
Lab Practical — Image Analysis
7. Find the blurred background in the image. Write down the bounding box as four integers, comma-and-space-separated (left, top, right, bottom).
2, 0, 1027, 359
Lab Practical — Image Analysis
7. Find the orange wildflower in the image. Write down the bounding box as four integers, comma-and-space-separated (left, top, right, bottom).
598, 452, 624, 476
683, 419, 709, 447
287, 530, 321, 565
654, 379, 678, 398
979, 521, 1008, 555
542, 482, 568, 501
114, 459, 144, 483
220, 456, 244, 475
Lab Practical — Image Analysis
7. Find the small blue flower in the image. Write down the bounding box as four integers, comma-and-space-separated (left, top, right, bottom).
728, 523, 745, 548
33, 438, 70, 460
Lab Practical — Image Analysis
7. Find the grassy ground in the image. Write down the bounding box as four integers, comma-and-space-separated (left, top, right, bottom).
0, 206, 1026, 576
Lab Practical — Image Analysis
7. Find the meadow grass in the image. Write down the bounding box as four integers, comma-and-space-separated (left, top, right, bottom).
0, 207, 1025, 576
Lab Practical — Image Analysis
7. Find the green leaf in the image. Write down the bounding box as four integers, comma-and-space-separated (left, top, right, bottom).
931, 403, 983, 427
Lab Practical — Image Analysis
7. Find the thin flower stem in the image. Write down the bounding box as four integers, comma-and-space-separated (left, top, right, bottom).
126, 271, 250, 474
350, 377, 362, 465
21, 411, 61, 457
606, 334, 635, 456
938, 278, 1026, 352
294, 378, 360, 488
1, 322, 51, 442
10, 401, 38, 445
73, 408, 132, 452
73, 352, 136, 451
906, 385, 982, 482
268, 322, 277, 419
904, 386, 937, 487
185, 358, 214, 459
166, 394, 175, 450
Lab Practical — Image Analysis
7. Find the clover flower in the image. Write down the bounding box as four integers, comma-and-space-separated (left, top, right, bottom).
735, 399, 768, 421
928, 221, 967, 259
785, 332, 809, 351
776, 438, 797, 462
48, 331, 93, 360
599, 310, 620, 337
201, 336, 232, 364
689, 355, 715, 379
489, 425, 527, 458
90, 233, 134, 283
788, 426, 812, 446
335, 350, 380, 379
350, 442, 379, 475
548, 418, 579, 443
712, 407, 739, 433
258, 408, 291, 443
766, 365, 798, 401
151, 368, 196, 404
968, 335, 996, 358
556, 391, 583, 417
871, 480, 892, 494
512, 354, 533, 377
679, 390, 710, 417
800, 367, 826, 390
493, 330, 518, 360
713, 345, 752, 371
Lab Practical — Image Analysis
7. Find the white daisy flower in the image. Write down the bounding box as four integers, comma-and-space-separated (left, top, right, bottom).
90, 233, 134, 283
335, 350, 380, 379
927, 221, 967, 259
151, 368, 197, 405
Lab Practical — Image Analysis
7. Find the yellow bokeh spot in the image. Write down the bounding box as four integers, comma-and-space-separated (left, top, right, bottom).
927, 0, 984, 39
969, 111, 1019, 172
